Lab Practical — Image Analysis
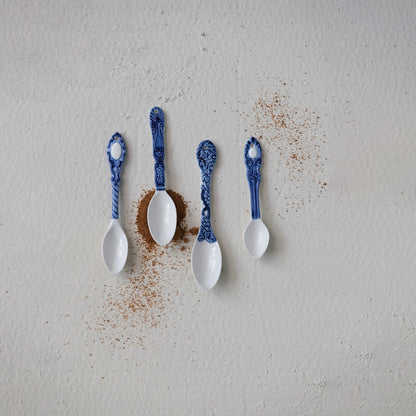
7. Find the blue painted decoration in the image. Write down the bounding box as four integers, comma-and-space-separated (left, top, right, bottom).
244, 137, 262, 220
149, 107, 166, 191
107, 132, 126, 219
196, 140, 217, 243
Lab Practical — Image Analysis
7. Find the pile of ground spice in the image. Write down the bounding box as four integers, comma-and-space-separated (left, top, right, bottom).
247, 83, 328, 214
134, 189, 193, 249
91, 188, 199, 348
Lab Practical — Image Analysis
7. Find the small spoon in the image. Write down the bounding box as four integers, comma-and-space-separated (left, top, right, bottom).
191, 140, 222, 290
243, 137, 270, 259
147, 107, 177, 246
102, 132, 128, 275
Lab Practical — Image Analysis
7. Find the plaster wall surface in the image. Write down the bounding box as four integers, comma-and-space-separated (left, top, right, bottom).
0, 1, 415, 414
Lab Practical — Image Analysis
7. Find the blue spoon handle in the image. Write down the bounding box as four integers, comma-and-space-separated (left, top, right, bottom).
196, 140, 217, 243
244, 137, 262, 220
150, 107, 166, 191
107, 132, 126, 219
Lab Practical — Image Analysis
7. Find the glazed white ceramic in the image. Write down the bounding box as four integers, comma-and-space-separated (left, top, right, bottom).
192, 240, 222, 290
147, 190, 177, 246
244, 218, 270, 259
103, 219, 128, 275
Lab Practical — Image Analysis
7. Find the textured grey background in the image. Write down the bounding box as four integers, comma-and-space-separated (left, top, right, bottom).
0, 0, 415, 414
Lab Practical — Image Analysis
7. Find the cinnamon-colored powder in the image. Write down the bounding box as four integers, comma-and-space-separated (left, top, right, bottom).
188, 227, 199, 236
169, 190, 187, 242
134, 190, 155, 249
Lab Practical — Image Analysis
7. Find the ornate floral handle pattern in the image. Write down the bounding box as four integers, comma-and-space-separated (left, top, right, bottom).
196, 140, 217, 243
150, 107, 166, 191
244, 137, 262, 220
107, 132, 126, 219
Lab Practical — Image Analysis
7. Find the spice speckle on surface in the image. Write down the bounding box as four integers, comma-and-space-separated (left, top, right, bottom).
188, 227, 199, 236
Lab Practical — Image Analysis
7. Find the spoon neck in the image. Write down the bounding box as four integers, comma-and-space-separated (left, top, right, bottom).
111, 182, 119, 219
154, 158, 165, 191
198, 179, 216, 243
153, 129, 165, 190
249, 181, 261, 219
198, 209, 216, 243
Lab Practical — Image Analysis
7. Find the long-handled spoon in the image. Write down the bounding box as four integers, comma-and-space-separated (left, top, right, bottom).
147, 107, 177, 246
102, 132, 128, 274
191, 140, 222, 290
243, 137, 270, 258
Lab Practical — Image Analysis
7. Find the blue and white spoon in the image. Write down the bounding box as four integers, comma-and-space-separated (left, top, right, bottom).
243, 137, 269, 258
147, 107, 177, 246
102, 133, 128, 275
191, 140, 222, 290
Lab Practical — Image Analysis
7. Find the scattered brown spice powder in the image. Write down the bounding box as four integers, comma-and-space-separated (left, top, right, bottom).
249, 84, 328, 214
91, 188, 199, 348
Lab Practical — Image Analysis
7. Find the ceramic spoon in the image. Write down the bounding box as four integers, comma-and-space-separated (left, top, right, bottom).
102, 132, 128, 275
191, 140, 222, 290
147, 107, 177, 246
243, 137, 270, 258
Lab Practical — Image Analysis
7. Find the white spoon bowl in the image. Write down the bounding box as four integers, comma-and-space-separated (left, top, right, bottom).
191, 240, 222, 290
244, 218, 270, 259
102, 219, 128, 275
147, 190, 177, 246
